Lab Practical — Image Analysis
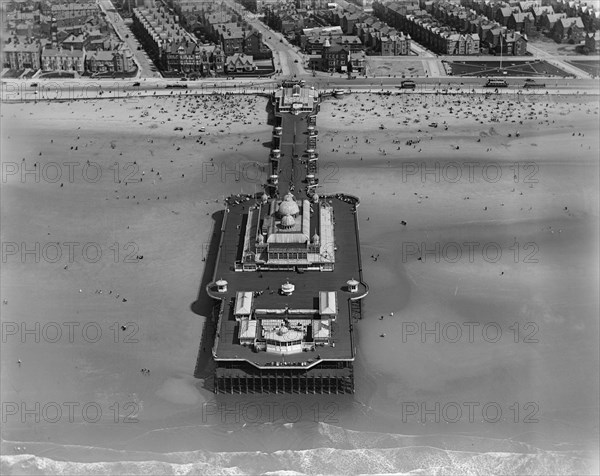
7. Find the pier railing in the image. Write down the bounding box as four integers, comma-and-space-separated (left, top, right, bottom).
211, 300, 226, 358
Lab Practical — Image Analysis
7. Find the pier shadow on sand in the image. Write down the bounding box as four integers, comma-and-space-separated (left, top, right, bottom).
265, 96, 276, 126
191, 209, 225, 387
260, 101, 277, 149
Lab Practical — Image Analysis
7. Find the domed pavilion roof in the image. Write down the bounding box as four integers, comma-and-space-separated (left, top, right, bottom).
278, 193, 300, 216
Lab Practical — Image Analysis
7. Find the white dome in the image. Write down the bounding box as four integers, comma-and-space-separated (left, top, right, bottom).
278, 194, 299, 216
281, 281, 295, 293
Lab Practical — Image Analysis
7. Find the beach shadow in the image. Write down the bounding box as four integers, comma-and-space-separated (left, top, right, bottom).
191, 209, 225, 381
266, 98, 276, 126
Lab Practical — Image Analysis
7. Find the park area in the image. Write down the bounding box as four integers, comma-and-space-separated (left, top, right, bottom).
567, 59, 600, 77
446, 59, 572, 77
365, 57, 425, 77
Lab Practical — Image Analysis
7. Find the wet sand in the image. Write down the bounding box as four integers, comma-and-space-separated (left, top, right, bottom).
319, 91, 599, 455
1, 94, 271, 436
1, 91, 598, 473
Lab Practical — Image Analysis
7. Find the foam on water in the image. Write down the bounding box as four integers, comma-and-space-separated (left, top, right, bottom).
2, 423, 596, 475
1, 447, 594, 476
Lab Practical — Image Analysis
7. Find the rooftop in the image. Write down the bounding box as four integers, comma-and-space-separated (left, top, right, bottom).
275, 85, 318, 110
42, 47, 85, 57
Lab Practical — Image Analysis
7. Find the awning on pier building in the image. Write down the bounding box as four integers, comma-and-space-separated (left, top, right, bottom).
319, 291, 337, 317
239, 320, 257, 343
312, 320, 331, 341
234, 291, 254, 317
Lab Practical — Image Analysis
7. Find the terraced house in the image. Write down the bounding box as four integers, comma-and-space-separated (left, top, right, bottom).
330, 3, 413, 55
41, 47, 85, 73
460, 0, 598, 36
441, 31, 480, 54
214, 23, 245, 55
380, 32, 411, 55
507, 12, 535, 35
552, 16, 585, 42
484, 27, 528, 55
2, 40, 42, 70
47, 1, 98, 22
85, 47, 135, 74
225, 52, 256, 72
132, 4, 225, 75
373, 0, 481, 55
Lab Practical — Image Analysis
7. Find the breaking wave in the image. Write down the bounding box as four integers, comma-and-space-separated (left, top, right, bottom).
2, 423, 596, 475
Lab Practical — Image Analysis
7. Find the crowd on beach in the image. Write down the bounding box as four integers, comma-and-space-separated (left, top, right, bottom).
7, 93, 271, 202
5, 88, 598, 347
322, 90, 598, 139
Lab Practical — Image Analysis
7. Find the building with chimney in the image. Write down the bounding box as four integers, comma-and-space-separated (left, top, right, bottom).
2, 40, 42, 70
41, 46, 85, 73
380, 32, 411, 55
225, 52, 256, 72
85, 46, 135, 74
132, 3, 224, 74
552, 16, 585, 42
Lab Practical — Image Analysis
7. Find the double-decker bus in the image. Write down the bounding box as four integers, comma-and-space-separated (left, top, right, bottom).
485, 79, 508, 88
523, 80, 546, 88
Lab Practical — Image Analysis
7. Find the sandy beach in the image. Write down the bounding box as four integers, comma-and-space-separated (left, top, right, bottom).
1, 90, 598, 474
1, 93, 271, 435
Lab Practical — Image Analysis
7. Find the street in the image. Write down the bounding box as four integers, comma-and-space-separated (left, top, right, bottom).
223, 0, 307, 78
2, 75, 598, 105
98, 0, 162, 79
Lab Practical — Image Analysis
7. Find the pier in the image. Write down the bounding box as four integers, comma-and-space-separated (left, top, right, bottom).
206, 81, 368, 394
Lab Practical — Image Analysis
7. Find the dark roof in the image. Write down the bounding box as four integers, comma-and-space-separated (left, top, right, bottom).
328, 43, 349, 53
